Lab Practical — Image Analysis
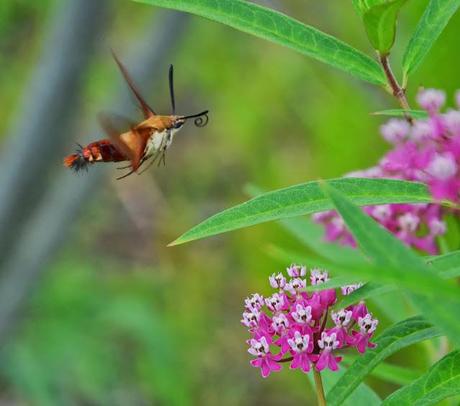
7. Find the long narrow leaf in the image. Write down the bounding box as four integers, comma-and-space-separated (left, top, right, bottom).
134, 0, 386, 85
323, 184, 460, 346
403, 0, 460, 77
171, 178, 431, 245
383, 350, 460, 405
326, 317, 441, 406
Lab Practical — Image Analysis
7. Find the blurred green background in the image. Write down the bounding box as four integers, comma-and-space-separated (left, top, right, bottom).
0, 0, 459, 404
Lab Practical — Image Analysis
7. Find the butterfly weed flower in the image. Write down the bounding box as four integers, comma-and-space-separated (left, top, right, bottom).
242, 265, 378, 377
313, 88, 460, 254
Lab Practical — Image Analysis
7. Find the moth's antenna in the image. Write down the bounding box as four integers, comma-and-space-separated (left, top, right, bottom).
169, 64, 176, 115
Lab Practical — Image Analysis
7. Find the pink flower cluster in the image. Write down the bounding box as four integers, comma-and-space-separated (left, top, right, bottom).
242, 265, 378, 378
314, 89, 460, 254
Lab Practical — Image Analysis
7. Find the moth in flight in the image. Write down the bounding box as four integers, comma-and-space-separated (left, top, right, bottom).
64, 52, 208, 179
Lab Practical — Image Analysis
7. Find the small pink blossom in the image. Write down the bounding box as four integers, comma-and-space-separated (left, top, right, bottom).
248, 337, 282, 377
380, 119, 410, 143
341, 283, 363, 296
269, 273, 286, 290
288, 331, 312, 373
417, 88, 445, 113
310, 268, 329, 285
286, 264, 307, 277
291, 303, 312, 325
315, 332, 342, 371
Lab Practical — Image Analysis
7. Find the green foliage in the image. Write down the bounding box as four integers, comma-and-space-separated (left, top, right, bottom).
323, 184, 460, 345
171, 178, 431, 245
134, 0, 386, 85
403, 0, 460, 77
362, 0, 408, 54
316, 367, 381, 406
383, 350, 460, 405
326, 316, 441, 406
372, 109, 428, 118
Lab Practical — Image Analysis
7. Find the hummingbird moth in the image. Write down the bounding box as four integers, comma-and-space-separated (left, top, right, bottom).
64, 52, 209, 180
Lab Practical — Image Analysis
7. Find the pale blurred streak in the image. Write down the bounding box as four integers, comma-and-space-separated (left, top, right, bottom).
0, 1, 190, 343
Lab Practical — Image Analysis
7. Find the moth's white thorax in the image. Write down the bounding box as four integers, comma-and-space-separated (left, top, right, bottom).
144, 127, 182, 158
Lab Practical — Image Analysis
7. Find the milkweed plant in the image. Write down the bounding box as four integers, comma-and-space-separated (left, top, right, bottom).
135, 0, 460, 404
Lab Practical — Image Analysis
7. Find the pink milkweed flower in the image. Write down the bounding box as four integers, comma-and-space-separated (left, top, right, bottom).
291, 303, 313, 325
248, 336, 282, 378
417, 88, 446, 113
269, 273, 286, 290
285, 277, 307, 295
315, 332, 342, 372
380, 119, 410, 144
272, 313, 289, 334
241, 309, 261, 328
351, 313, 379, 353
243, 266, 377, 378
444, 110, 460, 136
350, 301, 369, 321
341, 283, 363, 296
332, 309, 352, 328
313, 88, 460, 255
244, 293, 264, 311
287, 264, 307, 277
265, 293, 285, 312
310, 269, 329, 285
288, 331, 312, 373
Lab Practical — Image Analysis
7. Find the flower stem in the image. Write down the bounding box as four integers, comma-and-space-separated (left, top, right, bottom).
379, 53, 413, 124
313, 368, 327, 406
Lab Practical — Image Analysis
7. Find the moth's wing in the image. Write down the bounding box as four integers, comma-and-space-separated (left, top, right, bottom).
98, 112, 136, 163
111, 50, 156, 119
98, 112, 155, 172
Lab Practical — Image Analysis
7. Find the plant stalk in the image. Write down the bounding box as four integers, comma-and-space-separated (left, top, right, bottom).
313, 368, 327, 406
379, 53, 413, 124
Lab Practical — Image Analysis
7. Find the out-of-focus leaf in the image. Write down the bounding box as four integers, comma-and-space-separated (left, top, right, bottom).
403, 0, 460, 77
337, 282, 394, 308
171, 178, 431, 245
326, 317, 441, 406
372, 109, 428, 119
343, 356, 422, 386
308, 366, 381, 406
427, 250, 460, 278
134, 0, 386, 85
323, 184, 460, 345
382, 350, 460, 405
362, 0, 408, 54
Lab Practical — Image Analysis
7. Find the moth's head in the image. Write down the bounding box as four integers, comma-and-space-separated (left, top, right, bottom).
171, 116, 186, 130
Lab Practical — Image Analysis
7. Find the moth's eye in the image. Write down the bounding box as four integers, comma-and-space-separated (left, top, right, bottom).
174, 120, 184, 129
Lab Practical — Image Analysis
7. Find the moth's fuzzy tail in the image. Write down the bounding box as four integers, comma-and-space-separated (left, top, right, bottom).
63, 152, 89, 172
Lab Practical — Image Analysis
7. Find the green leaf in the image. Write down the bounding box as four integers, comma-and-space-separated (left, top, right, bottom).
344, 356, 422, 386
427, 250, 460, 278
268, 244, 455, 299
320, 368, 381, 406
383, 350, 460, 405
134, 0, 386, 85
323, 184, 460, 346
403, 0, 460, 77
326, 316, 441, 406
363, 0, 408, 54
372, 109, 428, 119
170, 178, 431, 245
337, 282, 394, 308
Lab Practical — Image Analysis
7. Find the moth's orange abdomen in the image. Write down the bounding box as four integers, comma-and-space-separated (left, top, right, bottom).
64, 140, 127, 172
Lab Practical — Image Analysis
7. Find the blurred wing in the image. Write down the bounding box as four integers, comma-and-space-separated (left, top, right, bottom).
111, 50, 156, 119
98, 112, 153, 171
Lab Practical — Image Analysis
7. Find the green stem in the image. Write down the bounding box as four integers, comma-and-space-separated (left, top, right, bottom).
313, 368, 327, 406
